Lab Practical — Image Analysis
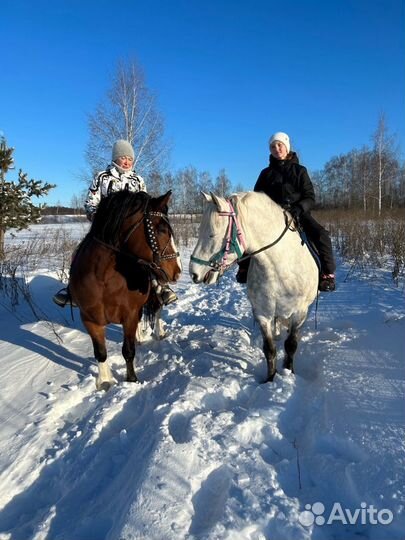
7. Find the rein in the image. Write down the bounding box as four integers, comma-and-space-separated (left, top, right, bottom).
190, 199, 293, 274
237, 214, 293, 263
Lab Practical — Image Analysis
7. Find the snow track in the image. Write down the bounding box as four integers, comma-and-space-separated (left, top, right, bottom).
0, 250, 404, 539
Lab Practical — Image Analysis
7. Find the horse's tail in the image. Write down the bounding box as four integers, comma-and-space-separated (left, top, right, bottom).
142, 288, 161, 329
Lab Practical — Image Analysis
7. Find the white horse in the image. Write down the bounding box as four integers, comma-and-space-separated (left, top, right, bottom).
189, 191, 318, 381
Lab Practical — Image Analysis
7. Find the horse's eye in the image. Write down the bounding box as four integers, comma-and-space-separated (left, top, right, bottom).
158, 224, 167, 234
209, 234, 217, 238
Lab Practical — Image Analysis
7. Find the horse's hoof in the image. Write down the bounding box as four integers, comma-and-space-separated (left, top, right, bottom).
96, 381, 112, 392
261, 372, 276, 383
282, 363, 294, 374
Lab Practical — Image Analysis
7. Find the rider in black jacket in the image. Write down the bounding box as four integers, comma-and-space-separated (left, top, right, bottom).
237, 132, 336, 291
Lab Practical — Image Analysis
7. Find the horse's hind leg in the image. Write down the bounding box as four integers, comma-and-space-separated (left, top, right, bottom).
82, 320, 116, 390
258, 318, 277, 382
284, 329, 298, 372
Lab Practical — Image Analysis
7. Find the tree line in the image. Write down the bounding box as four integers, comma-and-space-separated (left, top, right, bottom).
1, 58, 404, 257
312, 115, 404, 214
84, 60, 403, 215
50, 167, 239, 216
147, 166, 243, 213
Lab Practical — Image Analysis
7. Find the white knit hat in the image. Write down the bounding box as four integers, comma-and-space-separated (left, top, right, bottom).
112, 139, 135, 162
269, 132, 291, 154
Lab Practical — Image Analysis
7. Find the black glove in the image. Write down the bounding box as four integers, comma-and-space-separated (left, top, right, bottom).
289, 204, 303, 221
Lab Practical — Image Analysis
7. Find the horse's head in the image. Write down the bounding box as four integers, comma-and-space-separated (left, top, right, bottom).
190, 192, 244, 285
91, 191, 182, 285
124, 191, 182, 284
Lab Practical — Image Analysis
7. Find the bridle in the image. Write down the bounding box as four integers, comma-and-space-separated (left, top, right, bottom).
190, 199, 293, 276
190, 200, 247, 274
94, 202, 179, 283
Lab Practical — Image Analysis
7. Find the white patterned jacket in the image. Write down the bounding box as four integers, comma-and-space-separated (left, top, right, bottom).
84, 164, 146, 220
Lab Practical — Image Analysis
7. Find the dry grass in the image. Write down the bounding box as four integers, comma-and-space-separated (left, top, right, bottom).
313, 208, 405, 284
0, 229, 77, 309
1, 209, 404, 309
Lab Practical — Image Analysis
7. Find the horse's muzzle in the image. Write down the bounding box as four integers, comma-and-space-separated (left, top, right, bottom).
190, 272, 200, 284
190, 268, 219, 285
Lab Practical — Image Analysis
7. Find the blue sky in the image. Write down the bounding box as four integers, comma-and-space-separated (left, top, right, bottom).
1, 0, 404, 206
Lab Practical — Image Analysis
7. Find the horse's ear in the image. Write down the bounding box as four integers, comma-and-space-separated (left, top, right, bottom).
210, 192, 229, 213
155, 190, 172, 210
201, 191, 212, 202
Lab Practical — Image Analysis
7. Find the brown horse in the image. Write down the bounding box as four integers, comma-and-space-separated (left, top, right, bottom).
69, 190, 182, 389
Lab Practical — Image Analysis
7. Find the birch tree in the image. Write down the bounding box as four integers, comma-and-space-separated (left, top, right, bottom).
86, 59, 169, 177
372, 114, 396, 215
214, 168, 232, 198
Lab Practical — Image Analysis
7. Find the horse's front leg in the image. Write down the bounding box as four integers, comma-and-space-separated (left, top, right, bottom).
153, 306, 167, 340
82, 319, 116, 390
122, 318, 139, 383
257, 317, 277, 382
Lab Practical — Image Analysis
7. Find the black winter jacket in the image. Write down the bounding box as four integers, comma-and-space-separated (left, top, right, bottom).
254, 152, 315, 214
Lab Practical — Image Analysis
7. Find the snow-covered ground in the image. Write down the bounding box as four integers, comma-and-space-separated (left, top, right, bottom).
0, 226, 404, 540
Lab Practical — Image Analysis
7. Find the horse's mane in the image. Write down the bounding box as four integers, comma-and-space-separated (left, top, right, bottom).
232, 191, 284, 227
89, 191, 150, 246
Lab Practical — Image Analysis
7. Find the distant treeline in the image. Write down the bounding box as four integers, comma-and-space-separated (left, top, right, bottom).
47, 117, 404, 217
42, 205, 85, 215
312, 147, 404, 214
311, 116, 404, 214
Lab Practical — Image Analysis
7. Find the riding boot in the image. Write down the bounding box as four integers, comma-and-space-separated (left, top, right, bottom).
319, 274, 336, 291
236, 257, 250, 283
160, 286, 178, 305
299, 214, 336, 292
53, 287, 78, 307
151, 277, 177, 306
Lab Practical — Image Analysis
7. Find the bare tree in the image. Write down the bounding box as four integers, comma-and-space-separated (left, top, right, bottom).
85, 59, 169, 178
70, 193, 86, 214
233, 182, 245, 193
174, 166, 200, 213
146, 170, 161, 197
358, 148, 375, 212
198, 170, 214, 195
372, 113, 397, 216
311, 170, 327, 207
214, 168, 232, 197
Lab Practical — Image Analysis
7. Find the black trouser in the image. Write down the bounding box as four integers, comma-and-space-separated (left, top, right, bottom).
237, 213, 335, 276
300, 213, 335, 274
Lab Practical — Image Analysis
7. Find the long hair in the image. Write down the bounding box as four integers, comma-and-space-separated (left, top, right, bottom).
89, 191, 150, 246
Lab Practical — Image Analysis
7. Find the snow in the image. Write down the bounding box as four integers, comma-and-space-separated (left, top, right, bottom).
0, 225, 404, 540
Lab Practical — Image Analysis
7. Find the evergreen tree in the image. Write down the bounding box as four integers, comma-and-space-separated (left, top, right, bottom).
0, 137, 55, 257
